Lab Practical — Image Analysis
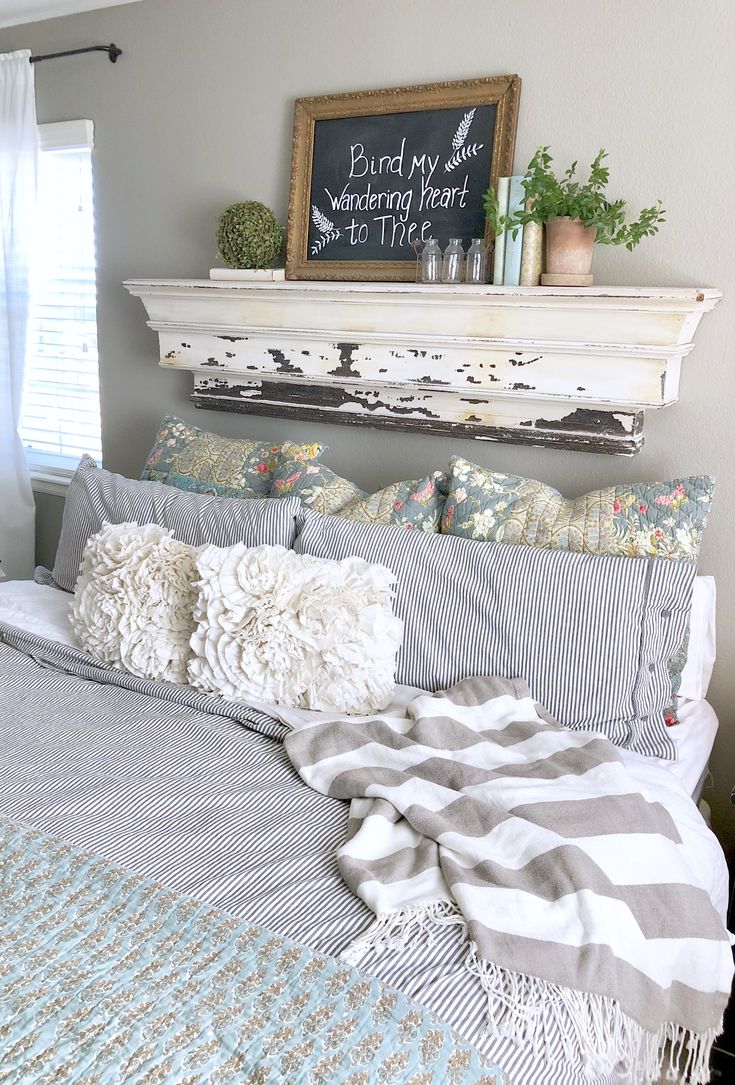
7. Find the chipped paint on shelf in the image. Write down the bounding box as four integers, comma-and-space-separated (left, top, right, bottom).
124, 279, 720, 456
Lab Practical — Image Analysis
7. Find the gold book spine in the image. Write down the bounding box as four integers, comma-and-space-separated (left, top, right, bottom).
519, 221, 543, 286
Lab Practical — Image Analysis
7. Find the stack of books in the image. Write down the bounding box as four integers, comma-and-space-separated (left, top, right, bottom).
492, 177, 543, 287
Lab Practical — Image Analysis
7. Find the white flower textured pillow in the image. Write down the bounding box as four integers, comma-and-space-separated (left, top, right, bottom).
71, 521, 199, 683
188, 544, 403, 714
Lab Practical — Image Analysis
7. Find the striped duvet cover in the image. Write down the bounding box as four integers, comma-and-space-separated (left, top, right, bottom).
0, 620, 730, 1085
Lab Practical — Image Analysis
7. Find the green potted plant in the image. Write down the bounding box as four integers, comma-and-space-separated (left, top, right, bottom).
483, 147, 666, 285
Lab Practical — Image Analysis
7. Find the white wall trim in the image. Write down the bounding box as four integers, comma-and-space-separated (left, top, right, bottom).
30, 467, 73, 497
38, 118, 93, 151
0, 1, 143, 29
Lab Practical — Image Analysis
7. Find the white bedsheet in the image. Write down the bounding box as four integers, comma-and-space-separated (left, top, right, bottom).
0, 580, 75, 645
0, 579, 719, 799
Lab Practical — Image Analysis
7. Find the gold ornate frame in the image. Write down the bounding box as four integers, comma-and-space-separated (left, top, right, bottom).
286, 75, 521, 282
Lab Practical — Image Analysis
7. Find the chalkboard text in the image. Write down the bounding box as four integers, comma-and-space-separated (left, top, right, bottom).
306, 101, 498, 263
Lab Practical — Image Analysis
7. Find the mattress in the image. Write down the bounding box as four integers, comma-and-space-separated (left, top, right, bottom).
0, 581, 728, 1085
0, 580, 718, 800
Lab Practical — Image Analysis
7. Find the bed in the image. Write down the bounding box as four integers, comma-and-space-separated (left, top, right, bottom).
0, 579, 721, 806
0, 572, 729, 1085
1, 443, 732, 1085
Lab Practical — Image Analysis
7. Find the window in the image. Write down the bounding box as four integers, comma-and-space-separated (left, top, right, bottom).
20, 119, 101, 486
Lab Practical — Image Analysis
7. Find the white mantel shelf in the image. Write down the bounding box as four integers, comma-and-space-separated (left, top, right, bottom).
123, 279, 722, 456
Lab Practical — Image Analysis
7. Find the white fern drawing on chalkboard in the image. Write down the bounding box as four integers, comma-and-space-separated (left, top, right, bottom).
452, 108, 476, 149
310, 204, 341, 255
445, 109, 484, 172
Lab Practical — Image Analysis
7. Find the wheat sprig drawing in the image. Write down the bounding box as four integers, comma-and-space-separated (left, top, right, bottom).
445, 141, 485, 172
445, 109, 484, 172
451, 108, 476, 150
310, 204, 341, 255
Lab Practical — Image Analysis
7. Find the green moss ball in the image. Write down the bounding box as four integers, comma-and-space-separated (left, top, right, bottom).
217, 201, 283, 269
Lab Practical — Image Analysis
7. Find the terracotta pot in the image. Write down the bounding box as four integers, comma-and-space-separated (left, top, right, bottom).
545, 216, 597, 276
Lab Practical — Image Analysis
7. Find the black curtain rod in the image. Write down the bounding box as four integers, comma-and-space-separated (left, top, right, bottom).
30, 43, 122, 64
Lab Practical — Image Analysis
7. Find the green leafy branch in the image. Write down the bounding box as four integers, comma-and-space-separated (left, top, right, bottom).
483, 147, 666, 250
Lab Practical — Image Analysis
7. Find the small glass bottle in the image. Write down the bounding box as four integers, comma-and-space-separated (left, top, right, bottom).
420, 238, 442, 284
442, 238, 464, 284
465, 238, 488, 284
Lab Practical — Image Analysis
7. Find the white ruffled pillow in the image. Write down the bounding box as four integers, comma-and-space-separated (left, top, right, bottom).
71, 521, 200, 683
188, 543, 403, 714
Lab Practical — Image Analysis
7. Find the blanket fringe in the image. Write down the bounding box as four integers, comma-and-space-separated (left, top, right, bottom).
465, 941, 720, 1085
341, 907, 720, 1084
339, 900, 466, 966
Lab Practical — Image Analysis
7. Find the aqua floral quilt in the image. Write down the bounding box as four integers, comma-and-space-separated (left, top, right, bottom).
0, 816, 499, 1085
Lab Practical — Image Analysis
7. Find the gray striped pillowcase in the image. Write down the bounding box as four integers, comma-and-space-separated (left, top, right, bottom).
293, 509, 696, 759
45, 456, 302, 593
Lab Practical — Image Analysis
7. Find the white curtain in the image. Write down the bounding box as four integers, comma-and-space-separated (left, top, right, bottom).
0, 50, 37, 580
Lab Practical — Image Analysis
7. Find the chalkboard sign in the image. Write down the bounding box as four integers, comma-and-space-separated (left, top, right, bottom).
287, 76, 521, 281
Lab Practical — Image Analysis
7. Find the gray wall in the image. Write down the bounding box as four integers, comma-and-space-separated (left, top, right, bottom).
5, 0, 735, 850
33, 490, 64, 570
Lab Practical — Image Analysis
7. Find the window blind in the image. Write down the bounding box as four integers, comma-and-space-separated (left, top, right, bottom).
20, 120, 102, 474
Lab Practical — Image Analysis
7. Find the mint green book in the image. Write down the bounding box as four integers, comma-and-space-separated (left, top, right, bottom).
492, 176, 510, 285
503, 175, 525, 286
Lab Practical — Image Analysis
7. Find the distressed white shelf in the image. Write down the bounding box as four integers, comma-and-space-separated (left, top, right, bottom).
123, 279, 721, 455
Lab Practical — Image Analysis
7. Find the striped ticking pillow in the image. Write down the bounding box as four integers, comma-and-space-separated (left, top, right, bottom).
293, 509, 697, 759
46, 456, 302, 593
441, 459, 715, 717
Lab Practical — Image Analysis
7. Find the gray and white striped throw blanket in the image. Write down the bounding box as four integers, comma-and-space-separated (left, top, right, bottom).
284, 676, 733, 1085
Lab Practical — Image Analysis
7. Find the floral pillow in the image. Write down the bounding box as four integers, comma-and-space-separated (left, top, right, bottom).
339, 473, 448, 531
271, 460, 366, 514
440, 457, 714, 560
141, 415, 326, 498
71, 521, 199, 684
440, 457, 715, 716
271, 455, 448, 532
188, 544, 403, 714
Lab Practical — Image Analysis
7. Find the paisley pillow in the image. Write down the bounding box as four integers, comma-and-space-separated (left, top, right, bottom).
71, 521, 199, 684
188, 544, 403, 714
271, 456, 448, 532
141, 415, 326, 498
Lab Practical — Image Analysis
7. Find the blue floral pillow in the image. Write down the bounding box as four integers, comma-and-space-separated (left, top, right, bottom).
441, 457, 714, 560
271, 457, 448, 532
271, 460, 365, 514
141, 416, 326, 498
